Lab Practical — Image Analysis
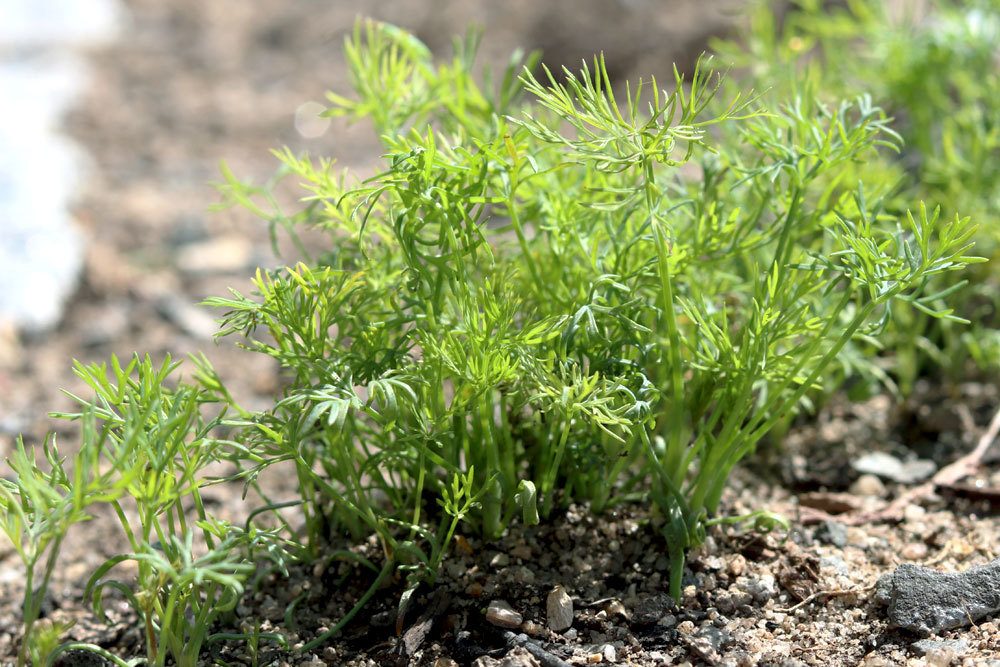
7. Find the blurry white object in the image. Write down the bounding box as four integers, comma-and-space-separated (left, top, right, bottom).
0, 0, 121, 332
0, 0, 119, 48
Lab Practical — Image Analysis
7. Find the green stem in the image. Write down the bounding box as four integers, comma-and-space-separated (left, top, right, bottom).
509, 196, 543, 295
644, 161, 685, 482
299, 560, 394, 652
46, 643, 135, 667
747, 294, 887, 444
540, 420, 572, 517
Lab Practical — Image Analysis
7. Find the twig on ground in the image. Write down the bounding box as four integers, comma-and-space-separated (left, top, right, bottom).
800, 402, 1000, 526
866, 401, 1000, 523
775, 585, 874, 613
502, 631, 572, 667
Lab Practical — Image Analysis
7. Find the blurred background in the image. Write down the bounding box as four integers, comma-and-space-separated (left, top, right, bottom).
0, 0, 744, 450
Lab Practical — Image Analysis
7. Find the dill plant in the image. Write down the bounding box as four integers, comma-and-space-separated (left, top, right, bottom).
713, 0, 1000, 392
211, 21, 980, 604
0, 18, 984, 664
0, 355, 281, 667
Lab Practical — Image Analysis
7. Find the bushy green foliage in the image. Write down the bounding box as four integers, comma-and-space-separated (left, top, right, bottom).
211, 22, 978, 602
0, 15, 986, 664
713, 0, 1000, 391
0, 356, 284, 667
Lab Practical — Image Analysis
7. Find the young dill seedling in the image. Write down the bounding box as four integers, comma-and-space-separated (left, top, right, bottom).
1, 354, 275, 667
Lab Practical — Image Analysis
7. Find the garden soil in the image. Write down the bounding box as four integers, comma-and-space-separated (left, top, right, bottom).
1, 1, 998, 665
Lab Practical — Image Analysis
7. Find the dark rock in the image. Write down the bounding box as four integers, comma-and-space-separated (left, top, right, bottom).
876, 558, 1000, 635
631, 593, 674, 627
815, 520, 848, 547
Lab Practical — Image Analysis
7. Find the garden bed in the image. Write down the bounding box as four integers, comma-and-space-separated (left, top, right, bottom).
2, 383, 999, 665
1, 1, 998, 666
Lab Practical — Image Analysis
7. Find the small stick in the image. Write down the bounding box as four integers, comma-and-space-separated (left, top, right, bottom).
861, 401, 1000, 523
800, 402, 1000, 527
775, 585, 873, 613
502, 631, 573, 667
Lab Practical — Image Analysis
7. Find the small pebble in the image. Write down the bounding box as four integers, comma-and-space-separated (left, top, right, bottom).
175, 235, 253, 275
849, 473, 887, 497
911, 638, 969, 658
485, 599, 523, 629
155, 294, 218, 339
728, 554, 746, 577
490, 552, 510, 568
901, 542, 928, 560
508, 565, 535, 585
521, 620, 545, 637
602, 644, 617, 663
816, 520, 848, 547
603, 599, 629, 620
510, 543, 533, 560
657, 613, 677, 628
547, 585, 574, 632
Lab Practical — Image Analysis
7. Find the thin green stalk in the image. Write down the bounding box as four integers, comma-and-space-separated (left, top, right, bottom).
19, 535, 64, 667
299, 560, 394, 652
508, 191, 543, 295
46, 643, 136, 667
747, 294, 887, 444
643, 162, 686, 485
539, 419, 572, 517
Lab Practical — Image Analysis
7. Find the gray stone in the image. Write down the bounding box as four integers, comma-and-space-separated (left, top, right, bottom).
876, 558, 1000, 635
508, 565, 535, 585
741, 574, 777, 605
820, 556, 850, 576
155, 294, 218, 339
910, 639, 969, 657
690, 625, 731, 661
816, 520, 848, 548
546, 585, 573, 632
853, 451, 936, 484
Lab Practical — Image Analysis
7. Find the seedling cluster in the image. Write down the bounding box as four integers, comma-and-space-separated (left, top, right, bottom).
1, 2, 993, 663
